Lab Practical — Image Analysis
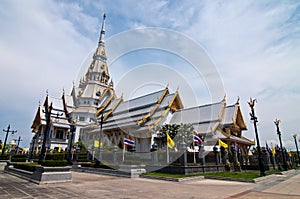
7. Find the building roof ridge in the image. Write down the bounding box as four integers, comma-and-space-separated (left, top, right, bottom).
174, 100, 223, 112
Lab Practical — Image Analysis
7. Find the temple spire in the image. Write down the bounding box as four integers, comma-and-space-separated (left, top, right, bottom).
99, 13, 106, 45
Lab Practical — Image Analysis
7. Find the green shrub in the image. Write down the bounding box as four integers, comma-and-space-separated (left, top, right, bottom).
14, 163, 39, 172
12, 155, 26, 158
41, 160, 68, 167
11, 157, 26, 162
11, 155, 27, 162
80, 162, 95, 167
77, 153, 88, 162
45, 153, 65, 161
0, 155, 9, 160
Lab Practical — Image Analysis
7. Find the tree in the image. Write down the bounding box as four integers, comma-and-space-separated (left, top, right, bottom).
154, 124, 179, 147
154, 123, 194, 148
174, 123, 194, 145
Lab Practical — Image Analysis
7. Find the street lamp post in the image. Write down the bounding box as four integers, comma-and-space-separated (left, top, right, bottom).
39, 102, 63, 162
248, 98, 265, 176
274, 119, 288, 171
293, 134, 300, 165
2, 125, 17, 156
98, 112, 104, 163
39, 103, 53, 162
67, 120, 76, 165
13, 136, 22, 154
30, 134, 38, 159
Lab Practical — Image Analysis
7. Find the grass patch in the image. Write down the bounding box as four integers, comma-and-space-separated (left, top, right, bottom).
202, 171, 260, 179
144, 172, 202, 179
145, 169, 282, 180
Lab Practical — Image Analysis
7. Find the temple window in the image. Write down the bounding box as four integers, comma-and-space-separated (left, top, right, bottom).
55, 129, 64, 139
79, 116, 85, 121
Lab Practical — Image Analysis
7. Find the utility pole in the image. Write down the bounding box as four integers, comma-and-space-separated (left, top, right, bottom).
2, 125, 17, 155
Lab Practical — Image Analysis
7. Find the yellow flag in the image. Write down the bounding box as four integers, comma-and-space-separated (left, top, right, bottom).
288, 149, 292, 157
94, 140, 99, 147
167, 133, 175, 149
218, 139, 228, 148
272, 145, 276, 155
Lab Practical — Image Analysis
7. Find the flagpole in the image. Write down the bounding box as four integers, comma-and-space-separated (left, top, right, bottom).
167, 144, 169, 163
193, 142, 196, 164
123, 144, 125, 162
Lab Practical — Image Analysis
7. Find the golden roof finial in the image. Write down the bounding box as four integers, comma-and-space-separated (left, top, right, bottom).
99, 13, 106, 44
236, 96, 240, 104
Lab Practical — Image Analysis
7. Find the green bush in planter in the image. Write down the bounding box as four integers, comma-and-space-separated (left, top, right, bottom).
80, 162, 95, 167
0, 155, 9, 160
11, 155, 27, 162
45, 153, 65, 161
41, 160, 68, 167
11, 158, 27, 162
14, 163, 39, 172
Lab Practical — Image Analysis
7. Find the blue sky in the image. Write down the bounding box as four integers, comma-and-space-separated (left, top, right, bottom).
0, 0, 300, 149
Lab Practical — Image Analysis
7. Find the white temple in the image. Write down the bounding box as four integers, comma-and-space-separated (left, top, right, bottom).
30, 14, 254, 156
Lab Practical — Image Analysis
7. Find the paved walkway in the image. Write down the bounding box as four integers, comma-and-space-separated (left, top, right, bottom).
0, 170, 299, 199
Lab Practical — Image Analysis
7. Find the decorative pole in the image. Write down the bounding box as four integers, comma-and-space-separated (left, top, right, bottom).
293, 134, 300, 165
98, 112, 104, 163
39, 103, 53, 162
248, 98, 265, 176
29, 133, 38, 159
274, 119, 288, 171
13, 136, 22, 154
67, 120, 76, 165
2, 125, 17, 155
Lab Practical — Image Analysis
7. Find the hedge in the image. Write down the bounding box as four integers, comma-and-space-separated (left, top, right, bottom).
41, 160, 68, 167
11, 155, 27, 162
80, 162, 95, 167
14, 163, 39, 172
11, 158, 26, 162
0, 155, 9, 160
45, 153, 65, 161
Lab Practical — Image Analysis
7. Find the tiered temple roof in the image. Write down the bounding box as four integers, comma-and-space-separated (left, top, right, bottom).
31, 14, 254, 153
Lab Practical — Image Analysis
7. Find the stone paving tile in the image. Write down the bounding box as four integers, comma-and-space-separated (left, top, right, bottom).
0, 170, 300, 199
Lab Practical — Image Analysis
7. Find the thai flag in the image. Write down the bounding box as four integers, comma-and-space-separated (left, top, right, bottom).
124, 137, 135, 146
193, 133, 203, 145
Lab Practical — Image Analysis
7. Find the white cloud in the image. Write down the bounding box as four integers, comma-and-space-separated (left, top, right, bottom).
1, 0, 300, 150
0, 0, 96, 146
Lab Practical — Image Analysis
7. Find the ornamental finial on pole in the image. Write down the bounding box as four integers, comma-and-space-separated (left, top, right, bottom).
248, 98, 256, 109
274, 118, 280, 127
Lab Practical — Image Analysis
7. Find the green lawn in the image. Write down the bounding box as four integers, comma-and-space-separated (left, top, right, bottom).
202, 171, 260, 179
144, 170, 283, 180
